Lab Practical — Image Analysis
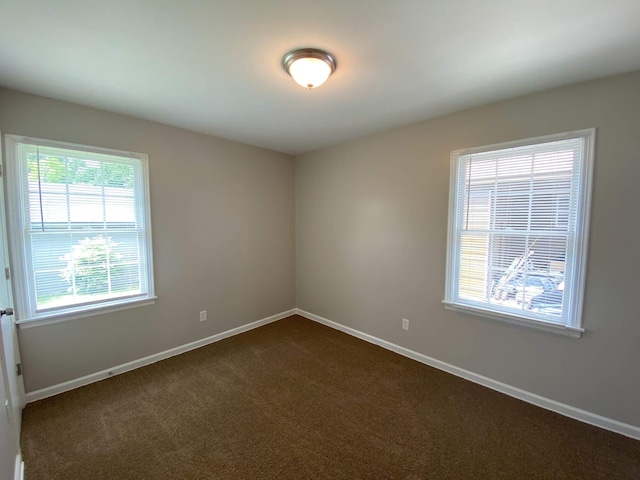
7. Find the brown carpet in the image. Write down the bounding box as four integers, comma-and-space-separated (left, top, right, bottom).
21, 315, 640, 479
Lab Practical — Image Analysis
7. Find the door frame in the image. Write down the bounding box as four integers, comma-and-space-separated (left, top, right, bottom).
0, 130, 26, 432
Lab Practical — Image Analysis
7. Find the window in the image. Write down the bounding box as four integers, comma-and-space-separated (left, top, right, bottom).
443, 130, 595, 336
5, 135, 155, 324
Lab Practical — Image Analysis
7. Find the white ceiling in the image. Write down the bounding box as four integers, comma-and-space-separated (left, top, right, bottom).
1, 0, 639, 155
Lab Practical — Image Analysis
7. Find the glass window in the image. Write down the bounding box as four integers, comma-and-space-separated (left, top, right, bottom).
444, 130, 595, 336
5, 135, 155, 324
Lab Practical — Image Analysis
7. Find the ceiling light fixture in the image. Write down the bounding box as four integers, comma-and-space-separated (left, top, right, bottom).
282, 48, 337, 89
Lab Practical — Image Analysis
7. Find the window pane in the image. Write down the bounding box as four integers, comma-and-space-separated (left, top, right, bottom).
32, 233, 144, 310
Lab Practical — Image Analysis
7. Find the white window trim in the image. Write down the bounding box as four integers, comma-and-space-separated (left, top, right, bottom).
443, 129, 595, 337
4, 134, 156, 327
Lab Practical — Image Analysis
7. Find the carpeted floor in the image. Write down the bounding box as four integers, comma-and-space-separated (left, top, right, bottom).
21, 315, 640, 479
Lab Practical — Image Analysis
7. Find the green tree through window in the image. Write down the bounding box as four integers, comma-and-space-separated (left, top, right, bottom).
61, 236, 124, 296
27, 154, 134, 187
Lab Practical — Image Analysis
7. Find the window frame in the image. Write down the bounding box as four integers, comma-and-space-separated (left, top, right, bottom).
4, 134, 156, 328
443, 129, 595, 337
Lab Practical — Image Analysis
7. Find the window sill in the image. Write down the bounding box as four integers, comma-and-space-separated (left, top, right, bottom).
16, 296, 157, 329
442, 301, 584, 338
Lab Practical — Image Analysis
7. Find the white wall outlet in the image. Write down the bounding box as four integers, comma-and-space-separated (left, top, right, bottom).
200, 310, 207, 322
402, 318, 409, 330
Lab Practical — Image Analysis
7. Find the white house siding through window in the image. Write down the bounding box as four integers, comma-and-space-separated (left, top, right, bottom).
29, 181, 141, 309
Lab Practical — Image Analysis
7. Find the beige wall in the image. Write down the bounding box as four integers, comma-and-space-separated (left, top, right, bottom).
295, 71, 640, 427
0, 88, 295, 392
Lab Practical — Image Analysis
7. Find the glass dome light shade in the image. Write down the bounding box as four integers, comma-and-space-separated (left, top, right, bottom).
288, 57, 332, 89
282, 48, 337, 89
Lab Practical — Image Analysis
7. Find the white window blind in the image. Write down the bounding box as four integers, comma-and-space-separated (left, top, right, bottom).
5, 136, 155, 323
444, 130, 594, 334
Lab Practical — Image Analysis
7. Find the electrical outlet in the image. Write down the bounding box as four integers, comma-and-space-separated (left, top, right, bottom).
200, 310, 207, 322
402, 318, 409, 330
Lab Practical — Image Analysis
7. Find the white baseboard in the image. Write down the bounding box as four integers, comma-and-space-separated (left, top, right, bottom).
26, 309, 296, 403
14, 453, 23, 480
295, 308, 640, 441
